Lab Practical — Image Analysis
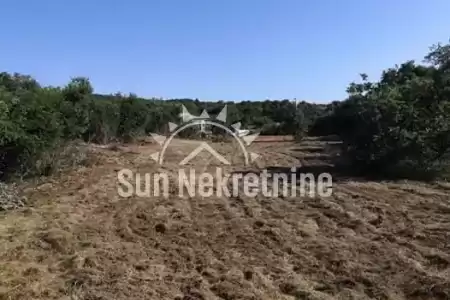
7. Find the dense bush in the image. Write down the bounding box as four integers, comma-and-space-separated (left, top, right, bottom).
0, 78, 62, 178
0, 73, 322, 179
84, 99, 121, 144
310, 42, 450, 179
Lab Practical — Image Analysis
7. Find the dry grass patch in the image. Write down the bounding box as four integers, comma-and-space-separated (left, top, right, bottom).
0, 139, 449, 299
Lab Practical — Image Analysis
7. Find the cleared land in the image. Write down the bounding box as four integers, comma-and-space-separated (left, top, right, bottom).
0, 138, 449, 300
254, 136, 294, 142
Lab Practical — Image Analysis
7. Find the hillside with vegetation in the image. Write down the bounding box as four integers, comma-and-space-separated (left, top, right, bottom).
1, 41, 449, 181
0, 73, 325, 180
0, 41, 449, 300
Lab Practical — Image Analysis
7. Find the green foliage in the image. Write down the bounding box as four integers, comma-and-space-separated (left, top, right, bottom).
3, 40, 448, 181
85, 100, 121, 144
311, 42, 450, 179
117, 94, 150, 142
60, 77, 93, 139
0, 80, 62, 179
0, 72, 326, 179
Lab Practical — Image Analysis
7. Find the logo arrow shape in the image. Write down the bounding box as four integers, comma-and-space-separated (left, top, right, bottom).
179, 142, 231, 166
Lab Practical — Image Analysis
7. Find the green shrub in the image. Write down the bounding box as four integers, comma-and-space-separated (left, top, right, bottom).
117, 94, 150, 142
0, 84, 62, 179
85, 100, 121, 144
312, 42, 450, 179
60, 77, 93, 139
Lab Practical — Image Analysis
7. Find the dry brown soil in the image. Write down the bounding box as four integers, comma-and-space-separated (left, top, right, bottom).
0, 139, 449, 300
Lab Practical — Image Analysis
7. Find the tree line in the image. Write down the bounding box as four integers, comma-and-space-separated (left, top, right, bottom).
0, 74, 321, 179
1, 40, 449, 180
311, 41, 450, 179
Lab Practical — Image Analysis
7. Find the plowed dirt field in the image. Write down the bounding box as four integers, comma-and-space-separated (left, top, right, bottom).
1, 139, 449, 300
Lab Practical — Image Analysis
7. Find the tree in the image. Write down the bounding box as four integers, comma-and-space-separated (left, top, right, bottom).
60, 77, 93, 139
312, 42, 450, 179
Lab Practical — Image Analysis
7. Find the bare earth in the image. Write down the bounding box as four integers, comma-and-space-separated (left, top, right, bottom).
1, 139, 449, 300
